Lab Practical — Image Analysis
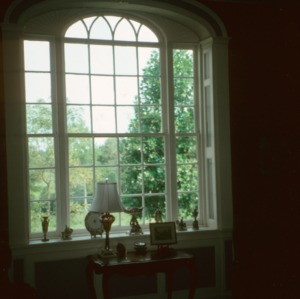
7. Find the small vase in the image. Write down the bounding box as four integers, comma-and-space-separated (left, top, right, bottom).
41, 216, 50, 242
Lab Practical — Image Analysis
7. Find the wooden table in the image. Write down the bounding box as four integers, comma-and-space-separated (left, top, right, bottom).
86, 250, 197, 299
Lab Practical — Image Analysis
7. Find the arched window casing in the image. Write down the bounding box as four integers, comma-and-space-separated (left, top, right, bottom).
2, 0, 232, 248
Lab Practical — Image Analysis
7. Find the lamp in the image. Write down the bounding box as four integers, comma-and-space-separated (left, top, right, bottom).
90, 181, 124, 257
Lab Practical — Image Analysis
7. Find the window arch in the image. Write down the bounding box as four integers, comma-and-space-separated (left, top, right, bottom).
3, 0, 232, 245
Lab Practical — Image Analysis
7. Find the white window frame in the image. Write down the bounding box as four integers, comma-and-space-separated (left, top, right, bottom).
2, 0, 232, 249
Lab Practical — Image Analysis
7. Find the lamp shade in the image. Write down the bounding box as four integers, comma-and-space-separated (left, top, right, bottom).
90, 182, 124, 213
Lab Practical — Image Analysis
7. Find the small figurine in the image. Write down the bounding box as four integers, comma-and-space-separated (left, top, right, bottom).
192, 208, 199, 230
61, 225, 73, 240
116, 242, 127, 258
124, 207, 144, 235
176, 218, 187, 231
155, 206, 163, 223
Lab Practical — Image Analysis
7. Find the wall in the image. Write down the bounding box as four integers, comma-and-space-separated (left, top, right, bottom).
203, 1, 300, 298
1, 1, 300, 298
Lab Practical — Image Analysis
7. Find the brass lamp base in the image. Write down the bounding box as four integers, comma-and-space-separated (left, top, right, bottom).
98, 248, 116, 258
99, 212, 116, 258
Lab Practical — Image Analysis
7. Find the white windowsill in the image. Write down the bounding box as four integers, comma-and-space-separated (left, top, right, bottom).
11, 228, 232, 262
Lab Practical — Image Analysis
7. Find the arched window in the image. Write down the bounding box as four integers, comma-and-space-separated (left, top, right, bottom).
3, 0, 232, 244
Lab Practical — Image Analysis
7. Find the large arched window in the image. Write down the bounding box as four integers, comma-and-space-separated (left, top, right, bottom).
3, 0, 232, 245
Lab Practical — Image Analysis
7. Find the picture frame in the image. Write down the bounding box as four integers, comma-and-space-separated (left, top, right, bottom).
149, 222, 177, 246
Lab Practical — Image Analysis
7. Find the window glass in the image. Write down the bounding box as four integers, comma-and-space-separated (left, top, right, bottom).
65, 20, 88, 38
24, 41, 50, 71
21, 12, 219, 236
90, 17, 112, 40
90, 45, 113, 74
24, 40, 57, 234
64, 43, 89, 73
114, 18, 136, 41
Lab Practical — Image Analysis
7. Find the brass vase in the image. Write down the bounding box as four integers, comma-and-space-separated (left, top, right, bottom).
41, 216, 50, 241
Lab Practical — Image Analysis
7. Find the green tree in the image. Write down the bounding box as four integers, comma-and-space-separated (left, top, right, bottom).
119, 49, 197, 220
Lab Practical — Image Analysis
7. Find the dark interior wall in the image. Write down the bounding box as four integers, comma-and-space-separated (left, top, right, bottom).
0, 0, 11, 243
204, 1, 300, 298
1, 1, 300, 298
204, 2, 300, 298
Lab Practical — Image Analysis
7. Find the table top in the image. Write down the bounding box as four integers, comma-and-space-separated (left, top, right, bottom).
90, 250, 194, 268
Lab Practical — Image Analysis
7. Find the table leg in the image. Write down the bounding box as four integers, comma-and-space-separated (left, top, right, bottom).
188, 259, 197, 299
102, 273, 110, 299
86, 261, 97, 299
166, 271, 173, 299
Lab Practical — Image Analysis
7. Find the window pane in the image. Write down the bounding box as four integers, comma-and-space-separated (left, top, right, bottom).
140, 106, 162, 133
26, 104, 52, 134
65, 21, 88, 38
29, 169, 56, 200
173, 49, 193, 77
177, 164, 198, 192
92, 106, 116, 133
176, 136, 197, 163
95, 137, 118, 165
139, 77, 161, 105
116, 76, 138, 105
138, 26, 158, 42
139, 48, 160, 75
67, 105, 91, 133
69, 167, 93, 197
70, 199, 90, 229
69, 137, 93, 166
117, 106, 136, 133
174, 78, 194, 106
28, 137, 55, 168
91, 76, 114, 104
65, 43, 89, 73
114, 18, 136, 41
66, 74, 90, 104
144, 166, 165, 193
120, 166, 142, 194
145, 196, 166, 222
143, 137, 165, 164
90, 45, 113, 74
178, 193, 198, 220
119, 137, 141, 164
90, 17, 112, 40
25, 73, 51, 103
174, 106, 195, 133
95, 166, 118, 183
139, 49, 160, 76
115, 46, 137, 75
24, 40, 50, 71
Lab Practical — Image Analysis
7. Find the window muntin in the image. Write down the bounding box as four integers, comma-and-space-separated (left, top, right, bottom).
22, 14, 211, 236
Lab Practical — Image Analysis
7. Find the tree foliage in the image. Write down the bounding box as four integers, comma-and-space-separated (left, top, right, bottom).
28, 48, 198, 232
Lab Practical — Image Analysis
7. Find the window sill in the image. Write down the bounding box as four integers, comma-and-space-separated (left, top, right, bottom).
11, 228, 232, 261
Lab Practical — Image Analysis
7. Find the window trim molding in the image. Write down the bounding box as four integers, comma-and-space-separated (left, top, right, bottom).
2, 0, 232, 249
4, 0, 228, 38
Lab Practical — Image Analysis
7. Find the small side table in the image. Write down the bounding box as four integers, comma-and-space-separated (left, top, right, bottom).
86, 250, 197, 299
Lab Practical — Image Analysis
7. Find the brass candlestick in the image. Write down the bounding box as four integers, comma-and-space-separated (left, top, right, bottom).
41, 216, 50, 242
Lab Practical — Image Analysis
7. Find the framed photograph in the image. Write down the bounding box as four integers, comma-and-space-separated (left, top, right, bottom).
149, 222, 177, 246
